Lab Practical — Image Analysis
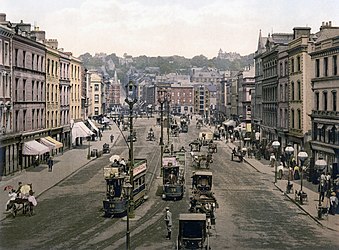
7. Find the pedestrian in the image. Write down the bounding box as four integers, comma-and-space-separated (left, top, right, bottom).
329, 192, 338, 215
269, 153, 276, 168
110, 134, 114, 143
47, 156, 54, 172
164, 207, 172, 240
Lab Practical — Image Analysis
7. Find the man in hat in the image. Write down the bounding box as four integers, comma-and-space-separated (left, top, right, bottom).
164, 207, 172, 239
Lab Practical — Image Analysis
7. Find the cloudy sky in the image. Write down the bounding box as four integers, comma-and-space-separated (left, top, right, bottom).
2, 0, 338, 58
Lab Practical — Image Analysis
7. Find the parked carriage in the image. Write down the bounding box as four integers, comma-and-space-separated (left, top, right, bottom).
177, 213, 210, 250
103, 159, 147, 217
190, 171, 217, 225
162, 156, 185, 200
208, 142, 217, 153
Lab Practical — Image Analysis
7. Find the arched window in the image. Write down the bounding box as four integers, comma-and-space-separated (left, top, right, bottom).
291, 109, 295, 128
291, 81, 294, 100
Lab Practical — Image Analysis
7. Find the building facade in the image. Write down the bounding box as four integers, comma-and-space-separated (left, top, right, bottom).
310, 22, 339, 171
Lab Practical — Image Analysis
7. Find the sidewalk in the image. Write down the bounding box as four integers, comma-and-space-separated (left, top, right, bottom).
0, 123, 122, 221
226, 140, 339, 232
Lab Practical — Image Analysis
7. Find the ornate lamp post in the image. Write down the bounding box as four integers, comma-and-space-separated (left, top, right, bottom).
315, 156, 327, 219
272, 140, 280, 183
125, 81, 137, 217
297, 149, 308, 204
123, 181, 133, 250
158, 88, 166, 177
166, 91, 171, 144
285, 143, 294, 193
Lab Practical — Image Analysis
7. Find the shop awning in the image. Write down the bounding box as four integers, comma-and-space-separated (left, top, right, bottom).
45, 136, 63, 149
102, 117, 110, 124
223, 120, 236, 127
72, 122, 94, 143
40, 138, 56, 150
23, 140, 50, 155
87, 119, 99, 133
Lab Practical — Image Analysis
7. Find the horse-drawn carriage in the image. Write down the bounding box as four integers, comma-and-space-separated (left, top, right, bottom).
213, 130, 221, 140
189, 139, 202, 152
102, 143, 110, 154
6, 184, 37, 218
208, 142, 217, 153
231, 147, 245, 162
192, 153, 213, 169
171, 124, 180, 137
190, 171, 217, 225
146, 129, 155, 141
199, 132, 213, 146
177, 213, 210, 250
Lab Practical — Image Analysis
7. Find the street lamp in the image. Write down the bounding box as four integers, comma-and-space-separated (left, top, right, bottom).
123, 181, 133, 250
285, 143, 294, 193
158, 88, 166, 177
297, 149, 308, 204
272, 140, 280, 183
165, 91, 171, 144
125, 81, 137, 218
315, 155, 327, 219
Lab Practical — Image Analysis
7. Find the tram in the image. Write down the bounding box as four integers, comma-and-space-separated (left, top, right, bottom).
103, 158, 147, 217
162, 156, 185, 200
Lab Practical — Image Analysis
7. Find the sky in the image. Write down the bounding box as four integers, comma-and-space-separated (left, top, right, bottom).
2, 0, 338, 59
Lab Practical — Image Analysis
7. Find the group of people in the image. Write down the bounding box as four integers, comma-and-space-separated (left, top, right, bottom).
6, 182, 38, 214
111, 158, 128, 174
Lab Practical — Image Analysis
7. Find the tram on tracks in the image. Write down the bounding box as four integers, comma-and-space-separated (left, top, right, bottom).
162, 154, 185, 200
103, 158, 147, 217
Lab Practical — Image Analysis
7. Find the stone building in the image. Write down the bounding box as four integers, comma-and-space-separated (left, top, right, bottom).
170, 82, 194, 114
287, 27, 315, 154
310, 21, 339, 171
261, 33, 293, 143
89, 71, 103, 117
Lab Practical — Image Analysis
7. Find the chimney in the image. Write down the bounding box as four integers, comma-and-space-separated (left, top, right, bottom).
0, 13, 6, 22
31, 27, 46, 41
293, 27, 311, 39
45, 39, 58, 49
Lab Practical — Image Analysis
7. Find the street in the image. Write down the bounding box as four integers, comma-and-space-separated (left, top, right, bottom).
0, 117, 338, 250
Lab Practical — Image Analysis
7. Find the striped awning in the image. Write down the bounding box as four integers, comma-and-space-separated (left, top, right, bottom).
45, 136, 63, 149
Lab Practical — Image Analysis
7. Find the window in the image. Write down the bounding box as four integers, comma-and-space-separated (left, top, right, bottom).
23, 110, 27, 131
291, 58, 294, 73
291, 82, 294, 100
315, 92, 320, 110
333, 55, 337, 76
32, 54, 35, 70
291, 109, 295, 128
32, 81, 35, 101
332, 91, 337, 111
315, 59, 320, 77
297, 56, 301, 71
94, 94, 99, 103
94, 84, 99, 91
285, 83, 288, 101
297, 81, 301, 100
324, 57, 328, 76
4, 42, 9, 65
284, 61, 288, 76
32, 109, 35, 129
280, 62, 283, 76
15, 78, 19, 101
23, 51, 26, 68
323, 91, 328, 111
0, 40, 2, 64
15, 48, 18, 66
297, 109, 301, 129
23, 79, 26, 101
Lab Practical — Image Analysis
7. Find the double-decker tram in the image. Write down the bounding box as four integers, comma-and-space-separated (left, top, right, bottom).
103, 158, 147, 217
